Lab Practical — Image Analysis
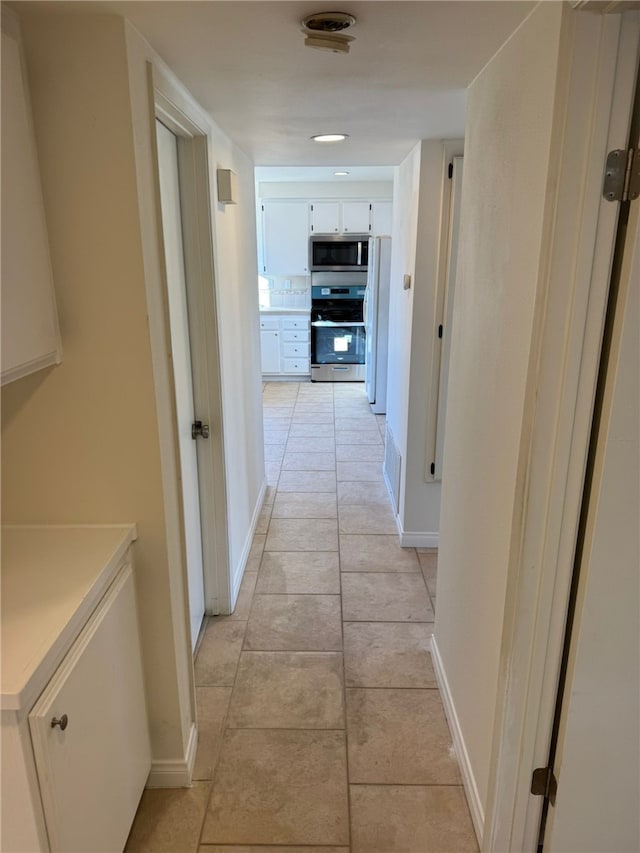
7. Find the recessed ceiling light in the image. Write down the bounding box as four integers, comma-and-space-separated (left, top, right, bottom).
311, 133, 348, 143
334, 171, 350, 176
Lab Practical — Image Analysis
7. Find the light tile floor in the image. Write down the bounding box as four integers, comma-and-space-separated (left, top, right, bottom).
125, 381, 477, 853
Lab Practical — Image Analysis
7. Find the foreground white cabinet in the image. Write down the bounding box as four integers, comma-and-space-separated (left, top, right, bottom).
1, 526, 150, 853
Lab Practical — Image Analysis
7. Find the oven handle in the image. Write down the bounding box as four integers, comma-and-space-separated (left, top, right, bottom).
311, 321, 365, 327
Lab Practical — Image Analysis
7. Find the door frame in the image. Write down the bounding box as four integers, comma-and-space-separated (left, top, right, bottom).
483, 9, 640, 851
147, 61, 230, 623
153, 89, 230, 620
424, 139, 464, 482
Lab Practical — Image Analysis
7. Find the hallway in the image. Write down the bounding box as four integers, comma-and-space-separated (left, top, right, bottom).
125, 381, 478, 852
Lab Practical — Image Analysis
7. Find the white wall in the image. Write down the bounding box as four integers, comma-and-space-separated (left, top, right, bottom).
385, 140, 445, 544
1, 9, 265, 776
258, 180, 393, 200
433, 0, 566, 825
1, 12, 193, 766
209, 127, 266, 600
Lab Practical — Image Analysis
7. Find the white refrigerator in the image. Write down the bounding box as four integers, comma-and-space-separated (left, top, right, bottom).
364, 236, 392, 413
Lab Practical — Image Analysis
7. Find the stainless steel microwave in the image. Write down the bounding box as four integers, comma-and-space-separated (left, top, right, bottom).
309, 235, 369, 272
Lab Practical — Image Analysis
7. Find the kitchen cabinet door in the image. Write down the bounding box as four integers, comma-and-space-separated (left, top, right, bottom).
372, 201, 393, 236
341, 201, 371, 234
311, 201, 340, 234
260, 329, 281, 373
28, 565, 150, 853
262, 201, 309, 275
1, 20, 62, 386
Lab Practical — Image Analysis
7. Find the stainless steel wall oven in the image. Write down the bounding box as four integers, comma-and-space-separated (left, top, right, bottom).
311, 272, 367, 382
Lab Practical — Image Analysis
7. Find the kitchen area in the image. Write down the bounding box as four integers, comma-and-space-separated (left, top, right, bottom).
256, 168, 393, 412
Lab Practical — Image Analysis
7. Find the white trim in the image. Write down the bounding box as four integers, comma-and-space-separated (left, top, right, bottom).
388, 484, 439, 547
1, 350, 61, 386
398, 529, 439, 549
146, 723, 198, 789
229, 478, 267, 610
424, 139, 464, 482
124, 26, 198, 778
261, 373, 310, 382
431, 637, 484, 843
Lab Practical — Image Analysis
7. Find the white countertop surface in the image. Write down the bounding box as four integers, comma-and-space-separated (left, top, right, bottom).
259, 308, 310, 315
1, 524, 137, 713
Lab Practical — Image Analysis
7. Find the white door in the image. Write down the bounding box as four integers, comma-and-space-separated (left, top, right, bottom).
434, 156, 463, 480
262, 201, 309, 275
156, 120, 205, 651
29, 567, 150, 853
342, 201, 371, 233
311, 201, 340, 234
545, 176, 639, 853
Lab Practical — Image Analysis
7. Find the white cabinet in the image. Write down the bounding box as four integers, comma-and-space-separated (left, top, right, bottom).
342, 201, 371, 233
261, 201, 309, 276
310, 201, 341, 234
29, 566, 149, 852
310, 200, 375, 235
260, 314, 310, 376
260, 329, 280, 374
372, 201, 393, 236
1, 526, 149, 853
1, 14, 62, 386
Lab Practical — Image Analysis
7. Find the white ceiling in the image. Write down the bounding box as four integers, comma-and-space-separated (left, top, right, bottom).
21, 1, 534, 167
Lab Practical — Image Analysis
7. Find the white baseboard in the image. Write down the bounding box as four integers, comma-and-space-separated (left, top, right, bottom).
431, 637, 484, 843
230, 478, 267, 608
399, 530, 439, 548
390, 504, 439, 549
146, 722, 198, 788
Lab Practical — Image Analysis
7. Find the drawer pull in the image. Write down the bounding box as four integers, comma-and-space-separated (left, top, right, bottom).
51, 714, 69, 731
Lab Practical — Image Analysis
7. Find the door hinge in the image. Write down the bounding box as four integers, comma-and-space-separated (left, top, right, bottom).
191, 420, 210, 440
531, 766, 557, 806
438, 324, 443, 339
448, 162, 453, 179
430, 462, 435, 476
603, 148, 640, 203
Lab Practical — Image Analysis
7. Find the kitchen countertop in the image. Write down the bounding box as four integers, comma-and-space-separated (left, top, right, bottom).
259, 308, 310, 315
1, 524, 137, 713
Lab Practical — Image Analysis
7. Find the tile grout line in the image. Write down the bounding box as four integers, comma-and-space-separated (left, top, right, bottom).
334, 383, 353, 853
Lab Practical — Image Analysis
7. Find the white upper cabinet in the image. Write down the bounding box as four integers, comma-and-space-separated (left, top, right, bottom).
261, 201, 309, 276
341, 201, 371, 233
1, 13, 62, 386
310, 201, 341, 234
372, 201, 393, 236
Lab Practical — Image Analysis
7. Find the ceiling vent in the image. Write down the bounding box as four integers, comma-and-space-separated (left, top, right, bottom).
301, 11, 356, 54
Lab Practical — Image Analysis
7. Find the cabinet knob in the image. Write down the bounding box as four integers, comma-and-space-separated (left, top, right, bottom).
51, 714, 69, 731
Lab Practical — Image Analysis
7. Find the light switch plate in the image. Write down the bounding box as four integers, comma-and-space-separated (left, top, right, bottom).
403, 274, 412, 290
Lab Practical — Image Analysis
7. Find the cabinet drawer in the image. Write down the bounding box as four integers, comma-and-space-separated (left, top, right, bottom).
281, 330, 309, 343
259, 317, 279, 330
281, 317, 310, 331
282, 357, 310, 374
281, 341, 310, 358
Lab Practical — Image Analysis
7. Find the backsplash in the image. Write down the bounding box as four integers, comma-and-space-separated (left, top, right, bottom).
258, 275, 311, 310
